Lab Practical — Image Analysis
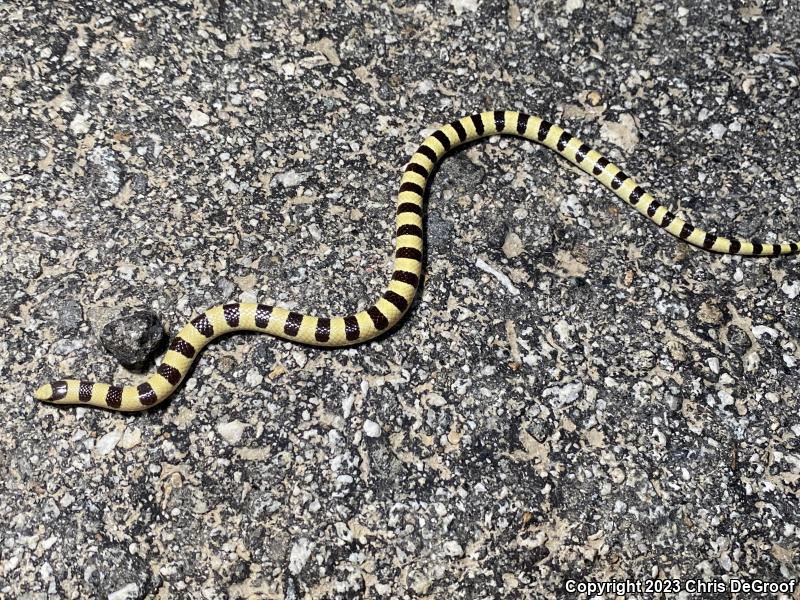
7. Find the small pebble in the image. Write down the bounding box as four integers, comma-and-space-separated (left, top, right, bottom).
443, 541, 464, 557
502, 231, 524, 258
710, 123, 727, 139
217, 420, 247, 444
96, 428, 123, 455
189, 109, 210, 127
363, 419, 381, 437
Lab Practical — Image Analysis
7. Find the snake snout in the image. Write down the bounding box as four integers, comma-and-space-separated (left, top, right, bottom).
34, 381, 68, 402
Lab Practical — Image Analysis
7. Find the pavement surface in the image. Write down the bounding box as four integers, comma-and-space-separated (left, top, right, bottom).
2, 1, 800, 598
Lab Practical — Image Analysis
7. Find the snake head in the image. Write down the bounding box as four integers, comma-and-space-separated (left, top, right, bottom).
34, 380, 68, 403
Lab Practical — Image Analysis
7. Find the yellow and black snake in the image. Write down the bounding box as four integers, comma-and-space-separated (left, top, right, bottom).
34, 110, 799, 411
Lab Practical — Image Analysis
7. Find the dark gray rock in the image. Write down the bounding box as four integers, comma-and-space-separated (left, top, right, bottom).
725, 324, 752, 356
55, 299, 84, 334
86, 146, 124, 200
427, 212, 455, 247
100, 310, 166, 367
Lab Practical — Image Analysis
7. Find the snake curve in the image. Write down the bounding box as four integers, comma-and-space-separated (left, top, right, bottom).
34, 110, 799, 411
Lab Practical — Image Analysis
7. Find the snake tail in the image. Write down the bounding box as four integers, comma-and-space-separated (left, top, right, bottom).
34, 110, 799, 411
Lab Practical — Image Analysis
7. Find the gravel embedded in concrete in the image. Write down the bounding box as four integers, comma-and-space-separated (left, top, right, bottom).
2, 1, 800, 597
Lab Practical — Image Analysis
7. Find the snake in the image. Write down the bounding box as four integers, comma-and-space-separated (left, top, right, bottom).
34, 110, 799, 411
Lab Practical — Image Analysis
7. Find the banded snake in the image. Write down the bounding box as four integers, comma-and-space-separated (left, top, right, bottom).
34, 110, 799, 411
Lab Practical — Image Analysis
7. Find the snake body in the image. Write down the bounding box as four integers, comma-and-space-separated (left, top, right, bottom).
35, 110, 799, 411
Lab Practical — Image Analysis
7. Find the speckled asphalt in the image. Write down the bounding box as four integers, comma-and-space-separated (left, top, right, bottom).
2, 1, 800, 598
